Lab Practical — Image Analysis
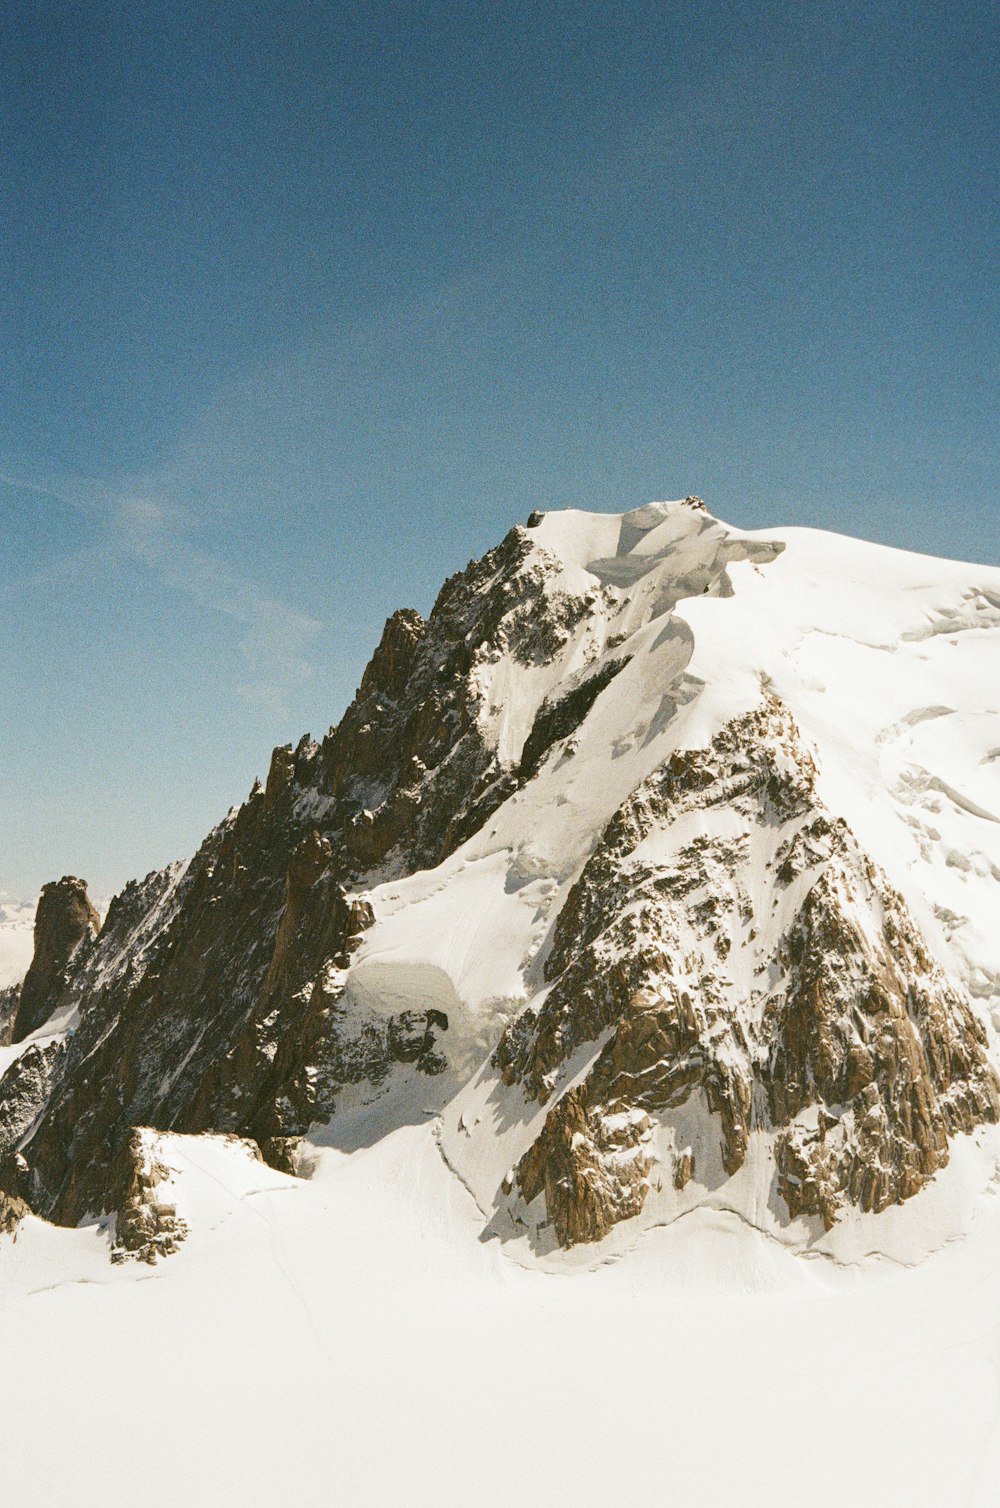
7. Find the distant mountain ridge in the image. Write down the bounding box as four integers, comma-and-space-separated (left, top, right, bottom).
0, 895, 35, 992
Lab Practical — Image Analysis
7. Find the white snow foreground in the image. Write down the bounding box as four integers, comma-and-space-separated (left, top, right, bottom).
4, 1121, 1000, 1507
4, 499, 1000, 1505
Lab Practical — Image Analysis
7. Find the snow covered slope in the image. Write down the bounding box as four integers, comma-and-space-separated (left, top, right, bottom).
4, 1117, 1000, 1508
3, 497, 1000, 1503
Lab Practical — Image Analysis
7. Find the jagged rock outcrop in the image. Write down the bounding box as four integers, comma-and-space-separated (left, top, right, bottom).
496, 700, 1000, 1245
316, 526, 608, 869
0, 1189, 29, 1236
516, 1085, 654, 1248
12, 877, 100, 1043
0, 522, 606, 1227
110, 1129, 189, 1264
0, 984, 20, 1047
0, 1039, 67, 1163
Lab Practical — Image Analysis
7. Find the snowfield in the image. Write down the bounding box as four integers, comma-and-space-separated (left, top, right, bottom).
3, 501, 1000, 1505
4, 1120, 1000, 1508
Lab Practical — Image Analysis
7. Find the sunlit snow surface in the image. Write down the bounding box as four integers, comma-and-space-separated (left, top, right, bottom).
4, 502, 1000, 1505
4, 1125, 1000, 1508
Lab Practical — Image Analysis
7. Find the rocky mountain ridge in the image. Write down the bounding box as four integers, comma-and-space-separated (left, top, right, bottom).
484, 699, 998, 1247
3, 497, 999, 1266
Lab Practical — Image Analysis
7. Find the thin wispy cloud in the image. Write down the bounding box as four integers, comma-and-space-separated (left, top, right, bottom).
2, 472, 323, 714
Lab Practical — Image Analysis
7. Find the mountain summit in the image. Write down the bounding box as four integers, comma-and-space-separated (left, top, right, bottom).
2, 498, 1000, 1267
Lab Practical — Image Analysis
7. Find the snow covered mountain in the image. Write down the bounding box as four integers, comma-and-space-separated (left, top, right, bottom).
4, 496, 1000, 1504
3, 497, 1000, 1270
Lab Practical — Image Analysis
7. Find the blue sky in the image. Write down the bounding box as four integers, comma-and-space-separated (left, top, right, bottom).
2, 0, 998, 900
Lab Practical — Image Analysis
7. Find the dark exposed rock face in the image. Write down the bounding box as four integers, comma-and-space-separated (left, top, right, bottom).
0, 1039, 67, 1164
314, 526, 604, 871
0, 523, 606, 1231
12, 877, 100, 1043
518, 657, 630, 780
497, 701, 1000, 1245
0, 985, 19, 1047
